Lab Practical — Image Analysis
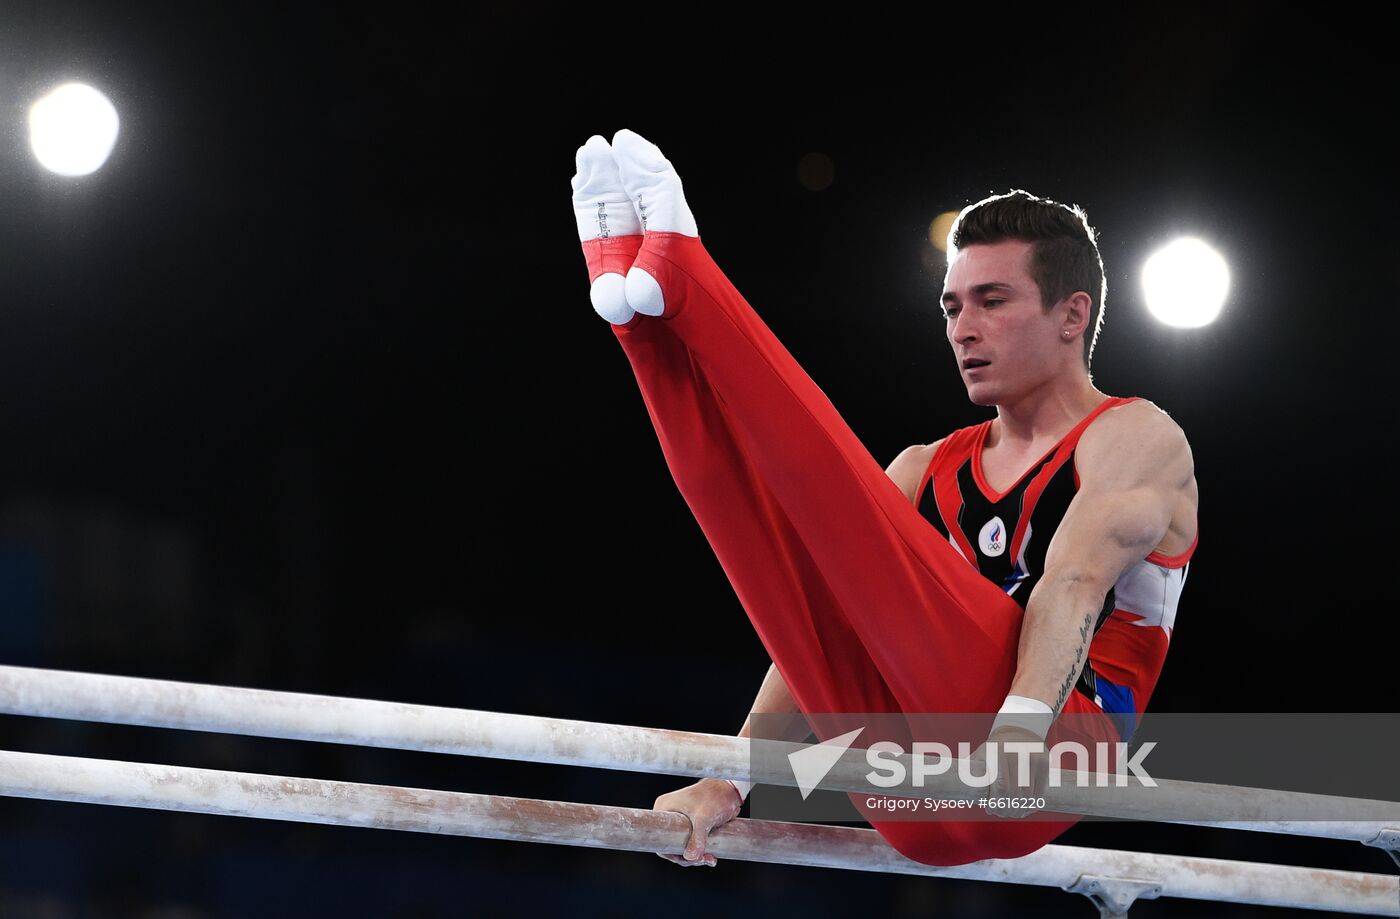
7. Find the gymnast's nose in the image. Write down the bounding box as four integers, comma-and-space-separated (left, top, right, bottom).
950, 311, 981, 345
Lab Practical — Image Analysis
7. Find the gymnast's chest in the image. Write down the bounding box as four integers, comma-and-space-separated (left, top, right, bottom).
916, 449, 1081, 602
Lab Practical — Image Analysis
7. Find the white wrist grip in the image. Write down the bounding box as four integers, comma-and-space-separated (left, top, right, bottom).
989, 694, 1054, 741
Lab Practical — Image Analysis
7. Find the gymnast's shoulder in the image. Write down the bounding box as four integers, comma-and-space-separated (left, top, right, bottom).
884, 439, 944, 504
1078, 397, 1195, 490
1082, 397, 1194, 455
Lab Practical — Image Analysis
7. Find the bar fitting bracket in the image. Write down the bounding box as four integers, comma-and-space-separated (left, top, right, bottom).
1065, 874, 1164, 918
1364, 827, 1400, 868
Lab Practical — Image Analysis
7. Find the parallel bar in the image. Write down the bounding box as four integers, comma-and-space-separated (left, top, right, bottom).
0, 664, 740, 775
1, 665, 1397, 844
0, 749, 1394, 916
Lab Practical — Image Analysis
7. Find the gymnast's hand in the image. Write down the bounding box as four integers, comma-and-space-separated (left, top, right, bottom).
652, 778, 744, 867
972, 723, 1050, 819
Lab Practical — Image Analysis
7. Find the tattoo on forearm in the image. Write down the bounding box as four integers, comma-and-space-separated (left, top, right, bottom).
1054, 608, 1096, 712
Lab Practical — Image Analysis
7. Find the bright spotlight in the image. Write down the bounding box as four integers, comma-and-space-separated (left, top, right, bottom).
28, 83, 121, 177
1141, 237, 1229, 328
928, 210, 959, 252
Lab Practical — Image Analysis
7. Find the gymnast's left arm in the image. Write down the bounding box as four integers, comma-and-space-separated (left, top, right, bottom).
1007, 402, 1195, 718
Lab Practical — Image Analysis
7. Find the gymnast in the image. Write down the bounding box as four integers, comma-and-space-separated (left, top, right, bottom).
570, 129, 1199, 869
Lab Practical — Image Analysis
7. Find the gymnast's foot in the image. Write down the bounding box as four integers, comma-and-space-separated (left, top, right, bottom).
572, 134, 643, 325
610, 129, 700, 238
571, 129, 701, 323
611, 128, 700, 319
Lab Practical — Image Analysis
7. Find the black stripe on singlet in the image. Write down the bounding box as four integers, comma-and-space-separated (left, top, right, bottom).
917, 474, 950, 540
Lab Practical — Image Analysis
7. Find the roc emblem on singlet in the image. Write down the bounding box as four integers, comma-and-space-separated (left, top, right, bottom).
978, 516, 1007, 557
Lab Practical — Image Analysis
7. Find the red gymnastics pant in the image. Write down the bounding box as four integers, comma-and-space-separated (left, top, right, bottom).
585, 231, 1117, 867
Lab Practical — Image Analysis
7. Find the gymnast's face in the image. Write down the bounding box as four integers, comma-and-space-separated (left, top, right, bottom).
941, 239, 1064, 406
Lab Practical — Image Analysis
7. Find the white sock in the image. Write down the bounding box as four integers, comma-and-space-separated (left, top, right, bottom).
571, 134, 641, 324
610, 129, 700, 237
571, 134, 643, 242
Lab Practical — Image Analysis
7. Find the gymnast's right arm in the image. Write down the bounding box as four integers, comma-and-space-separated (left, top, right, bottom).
650, 445, 934, 868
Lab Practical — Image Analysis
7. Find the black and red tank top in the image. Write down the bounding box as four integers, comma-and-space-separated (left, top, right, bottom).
913, 395, 1197, 739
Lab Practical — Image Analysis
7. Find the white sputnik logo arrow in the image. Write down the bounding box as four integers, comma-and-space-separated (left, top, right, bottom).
788, 727, 865, 800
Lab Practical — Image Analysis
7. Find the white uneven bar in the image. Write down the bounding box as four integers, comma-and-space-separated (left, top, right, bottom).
0, 749, 1395, 916
1, 665, 1396, 846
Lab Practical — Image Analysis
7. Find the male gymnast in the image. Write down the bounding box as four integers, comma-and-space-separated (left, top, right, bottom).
571, 129, 1198, 869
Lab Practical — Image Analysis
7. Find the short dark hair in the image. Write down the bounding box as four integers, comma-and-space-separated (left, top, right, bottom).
948, 189, 1106, 370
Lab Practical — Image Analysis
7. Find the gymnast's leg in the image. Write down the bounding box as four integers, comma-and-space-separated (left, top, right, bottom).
572, 131, 1116, 865
573, 135, 894, 720
600, 129, 1020, 717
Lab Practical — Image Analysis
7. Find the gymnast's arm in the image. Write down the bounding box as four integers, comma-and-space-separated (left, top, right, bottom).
737, 662, 806, 741
1007, 402, 1194, 715
886, 439, 942, 504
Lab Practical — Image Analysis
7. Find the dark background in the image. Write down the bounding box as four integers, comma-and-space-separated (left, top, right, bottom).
0, 3, 1394, 917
